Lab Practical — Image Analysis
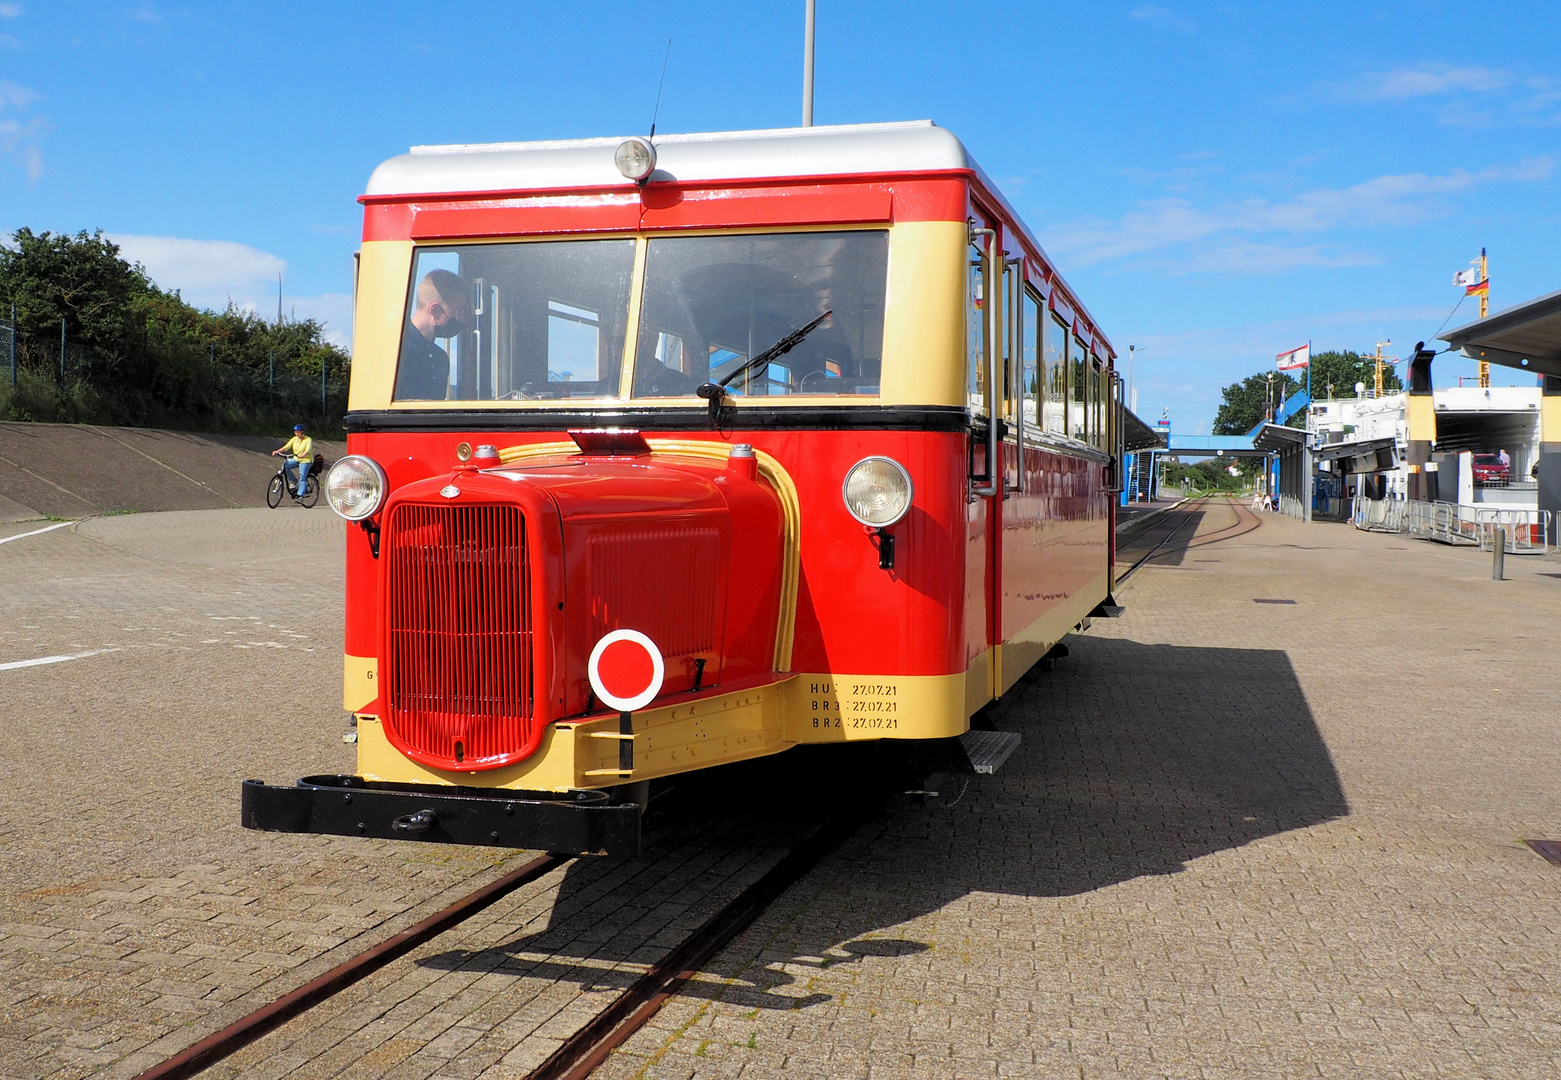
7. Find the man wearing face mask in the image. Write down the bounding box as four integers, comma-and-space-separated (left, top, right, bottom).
394, 269, 473, 400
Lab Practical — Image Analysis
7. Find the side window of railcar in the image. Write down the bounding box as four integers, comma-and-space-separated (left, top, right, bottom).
1044, 316, 1067, 435
966, 234, 987, 412
393, 241, 635, 402
1022, 288, 1042, 434
1071, 336, 1089, 442
632, 230, 888, 398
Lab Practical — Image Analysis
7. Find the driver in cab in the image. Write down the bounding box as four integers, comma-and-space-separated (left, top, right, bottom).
395, 269, 472, 400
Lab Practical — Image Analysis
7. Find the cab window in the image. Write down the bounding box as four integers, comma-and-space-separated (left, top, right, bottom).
633, 230, 888, 398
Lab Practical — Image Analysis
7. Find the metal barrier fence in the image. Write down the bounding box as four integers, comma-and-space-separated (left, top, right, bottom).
1474, 507, 1551, 554
1406, 500, 1481, 545
1351, 494, 1407, 533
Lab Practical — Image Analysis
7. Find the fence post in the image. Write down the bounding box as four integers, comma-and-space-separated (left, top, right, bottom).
60, 319, 66, 380
321, 358, 327, 420
268, 350, 274, 400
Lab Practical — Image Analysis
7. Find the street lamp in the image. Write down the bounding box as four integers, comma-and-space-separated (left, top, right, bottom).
1128, 344, 1147, 415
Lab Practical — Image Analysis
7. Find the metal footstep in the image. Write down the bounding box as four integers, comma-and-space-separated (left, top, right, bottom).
1090, 601, 1126, 618
958, 729, 1021, 775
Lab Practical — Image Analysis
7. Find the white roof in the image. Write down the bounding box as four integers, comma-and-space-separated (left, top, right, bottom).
365, 120, 973, 196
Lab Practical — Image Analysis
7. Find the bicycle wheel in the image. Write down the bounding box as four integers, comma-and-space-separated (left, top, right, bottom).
266, 474, 285, 509
300, 474, 321, 508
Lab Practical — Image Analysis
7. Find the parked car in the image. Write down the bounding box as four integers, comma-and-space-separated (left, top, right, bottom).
1472, 453, 1510, 486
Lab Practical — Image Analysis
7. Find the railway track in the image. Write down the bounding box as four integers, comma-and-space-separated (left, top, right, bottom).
1115, 496, 1261, 587
133, 786, 884, 1080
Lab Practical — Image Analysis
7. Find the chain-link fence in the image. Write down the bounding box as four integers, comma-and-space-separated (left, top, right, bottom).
1, 321, 349, 437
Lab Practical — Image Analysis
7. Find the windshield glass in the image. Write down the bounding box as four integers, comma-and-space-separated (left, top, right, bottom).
393, 240, 636, 402
631, 230, 888, 398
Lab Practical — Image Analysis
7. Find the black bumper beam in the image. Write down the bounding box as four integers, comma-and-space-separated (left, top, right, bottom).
241, 775, 641, 855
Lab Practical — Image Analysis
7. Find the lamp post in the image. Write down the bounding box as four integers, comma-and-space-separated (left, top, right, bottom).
1127, 344, 1147, 416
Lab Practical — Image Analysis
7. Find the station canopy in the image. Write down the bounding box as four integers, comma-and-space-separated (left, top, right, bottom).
1122, 407, 1166, 452
1441, 287, 1561, 378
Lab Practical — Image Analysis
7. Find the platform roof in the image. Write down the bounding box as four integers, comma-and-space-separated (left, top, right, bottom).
1252, 424, 1310, 455
1440, 287, 1561, 378
1123, 408, 1166, 452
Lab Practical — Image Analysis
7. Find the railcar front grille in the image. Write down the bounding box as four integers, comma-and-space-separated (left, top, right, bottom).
381, 503, 534, 769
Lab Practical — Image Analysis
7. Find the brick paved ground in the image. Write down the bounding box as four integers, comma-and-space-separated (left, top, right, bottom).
597, 500, 1561, 1080
9, 501, 1561, 1079
0, 510, 530, 1080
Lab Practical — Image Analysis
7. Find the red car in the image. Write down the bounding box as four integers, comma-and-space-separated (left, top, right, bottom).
1472, 453, 1510, 486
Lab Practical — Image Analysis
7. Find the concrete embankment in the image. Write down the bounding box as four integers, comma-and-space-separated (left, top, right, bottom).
0, 421, 345, 520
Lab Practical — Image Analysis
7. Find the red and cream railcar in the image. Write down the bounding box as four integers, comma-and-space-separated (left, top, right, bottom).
243, 121, 1124, 854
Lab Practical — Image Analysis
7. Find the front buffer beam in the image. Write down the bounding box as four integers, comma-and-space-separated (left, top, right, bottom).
241, 775, 641, 855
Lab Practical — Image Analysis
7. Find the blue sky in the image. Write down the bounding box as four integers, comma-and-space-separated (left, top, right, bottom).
1, 1, 1556, 433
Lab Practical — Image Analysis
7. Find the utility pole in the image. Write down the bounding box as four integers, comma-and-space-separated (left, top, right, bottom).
60, 319, 66, 380
8, 301, 14, 388
801, 0, 816, 126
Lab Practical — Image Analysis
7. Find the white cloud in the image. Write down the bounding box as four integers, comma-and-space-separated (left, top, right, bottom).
1129, 4, 1195, 33
0, 4, 21, 18
0, 80, 43, 181
1044, 159, 1554, 272
110, 234, 355, 348
1339, 63, 1561, 127
1350, 64, 1513, 101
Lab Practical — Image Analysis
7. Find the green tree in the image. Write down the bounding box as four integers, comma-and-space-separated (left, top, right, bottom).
1309, 349, 1402, 401
1213, 371, 1301, 435
0, 226, 351, 433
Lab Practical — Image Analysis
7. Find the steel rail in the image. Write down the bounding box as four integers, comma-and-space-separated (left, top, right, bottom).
523, 803, 877, 1080
131, 852, 567, 1080
1114, 495, 1215, 586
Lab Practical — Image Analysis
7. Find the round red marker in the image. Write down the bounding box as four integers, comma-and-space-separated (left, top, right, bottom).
588, 630, 665, 712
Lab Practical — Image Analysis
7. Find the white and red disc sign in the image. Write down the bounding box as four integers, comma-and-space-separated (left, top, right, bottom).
588, 630, 665, 712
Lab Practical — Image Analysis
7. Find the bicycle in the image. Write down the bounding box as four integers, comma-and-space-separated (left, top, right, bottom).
267, 454, 328, 509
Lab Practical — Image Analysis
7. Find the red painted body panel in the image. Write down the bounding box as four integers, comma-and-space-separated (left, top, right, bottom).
999, 446, 1110, 643
345, 430, 975, 690
362, 177, 967, 241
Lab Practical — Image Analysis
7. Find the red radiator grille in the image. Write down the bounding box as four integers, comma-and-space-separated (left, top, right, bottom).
382, 503, 535, 770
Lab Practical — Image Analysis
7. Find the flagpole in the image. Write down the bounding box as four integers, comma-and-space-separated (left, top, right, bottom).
1478, 247, 1489, 388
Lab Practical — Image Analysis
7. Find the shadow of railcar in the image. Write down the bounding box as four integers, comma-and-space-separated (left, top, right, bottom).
417, 638, 1348, 1011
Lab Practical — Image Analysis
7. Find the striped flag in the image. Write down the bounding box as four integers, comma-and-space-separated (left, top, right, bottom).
1276, 343, 1310, 371
1464, 279, 1489, 298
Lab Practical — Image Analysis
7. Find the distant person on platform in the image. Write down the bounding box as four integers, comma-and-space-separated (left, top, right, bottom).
272, 424, 313, 499
395, 269, 472, 400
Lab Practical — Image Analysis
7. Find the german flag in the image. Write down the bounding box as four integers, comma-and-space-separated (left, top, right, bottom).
1465, 278, 1489, 298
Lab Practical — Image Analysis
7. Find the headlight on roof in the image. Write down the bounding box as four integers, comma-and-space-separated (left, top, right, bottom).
325, 455, 388, 522
842, 456, 914, 528
614, 136, 657, 182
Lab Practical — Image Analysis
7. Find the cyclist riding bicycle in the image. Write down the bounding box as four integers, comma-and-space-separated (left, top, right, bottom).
272, 424, 314, 501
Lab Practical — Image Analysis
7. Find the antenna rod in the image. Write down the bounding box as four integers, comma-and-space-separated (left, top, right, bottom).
802, 0, 815, 126
649, 38, 671, 139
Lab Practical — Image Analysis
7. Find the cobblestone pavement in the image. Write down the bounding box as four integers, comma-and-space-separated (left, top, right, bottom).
598, 501, 1561, 1080
0, 510, 534, 1080
9, 502, 1561, 1079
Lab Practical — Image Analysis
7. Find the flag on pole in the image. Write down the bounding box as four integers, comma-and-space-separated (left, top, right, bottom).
1453, 268, 1478, 288
1464, 278, 1489, 298
1276, 343, 1310, 371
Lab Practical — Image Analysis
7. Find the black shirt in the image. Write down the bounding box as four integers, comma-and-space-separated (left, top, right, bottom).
395, 324, 451, 400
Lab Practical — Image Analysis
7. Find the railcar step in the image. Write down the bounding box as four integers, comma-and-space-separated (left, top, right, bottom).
1089, 601, 1126, 618
958, 729, 1021, 775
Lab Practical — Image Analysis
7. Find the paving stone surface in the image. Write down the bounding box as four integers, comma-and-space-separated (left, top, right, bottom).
597, 500, 1561, 1080
9, 499, 1561, 1079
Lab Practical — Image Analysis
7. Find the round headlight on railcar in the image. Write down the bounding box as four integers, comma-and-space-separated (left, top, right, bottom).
614, 137, 657, 182
325, 455, 388, 521
842, 457, 914, 528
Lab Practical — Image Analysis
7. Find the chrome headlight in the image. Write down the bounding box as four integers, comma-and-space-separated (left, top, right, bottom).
614, 137, 656, 182
842, 457, 914, 527
325, 455, 388, 521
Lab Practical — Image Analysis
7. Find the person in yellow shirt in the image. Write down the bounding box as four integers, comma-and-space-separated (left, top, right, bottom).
272, 424, 314, 501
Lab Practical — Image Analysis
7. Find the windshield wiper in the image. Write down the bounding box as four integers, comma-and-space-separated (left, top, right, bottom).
696, 309, 832, 423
